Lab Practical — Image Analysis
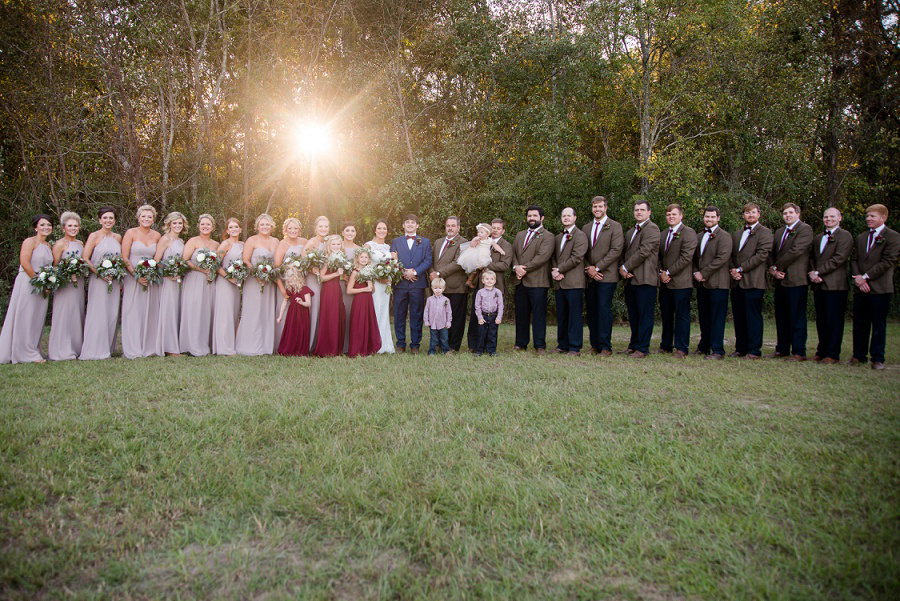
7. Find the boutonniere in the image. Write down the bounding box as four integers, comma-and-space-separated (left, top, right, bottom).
672, 231, 681, 240
447, 238, 456, 247
709, 232, 716, 240
564, 232, 572, 242
875, 235, 884, 245
748, 229, 755, 237
787, 229, 795, 238
825, 232, 834, 244
603, 223, 610, 231
415, 237, 421, 246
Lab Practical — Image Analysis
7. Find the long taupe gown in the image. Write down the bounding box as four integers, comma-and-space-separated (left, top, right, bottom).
48, 240, 86, 360
79, 236, 121, 360
179, 247, 216, 356
156, 238, 184, 354
121, 240, 161, 359
306, 242, 325, 352
212, 242, 243, 355
235, 247, 277, 356
0, 243, 52, 363
275, 242, 305, 349
340, 247, 358, 353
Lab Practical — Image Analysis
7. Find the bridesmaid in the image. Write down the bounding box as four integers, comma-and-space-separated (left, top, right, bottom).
48, 212, 86, 361
0, 214, 54, 364
121, 204, 162, 358
79, 206, 123, 360
153, 211, 186, 356
274, 217, 308, 349
346, 248, 381, 357
235, 213, 279, 356
312, 234, 346, 357
340, 221, 360, 353
179, 214, 220, 356
302, 215, 329, 351
365, 219, 395, 353
212, 217, 244, 356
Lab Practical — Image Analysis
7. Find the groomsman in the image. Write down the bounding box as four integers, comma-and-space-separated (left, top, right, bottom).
657, 204, 697, 357
767, 203, 814, 360
430, 216, 468, 353
467, 218, 513, 351
551, 207, 588, 355
513, 205, 554, 354
808, 207, 853, 364
619, 200, 660, 358
582, 196, 623, 356
390, 214, 432, 353
693, 206, 733, 359
850, 204, 900, 370
730, 203, 773, 359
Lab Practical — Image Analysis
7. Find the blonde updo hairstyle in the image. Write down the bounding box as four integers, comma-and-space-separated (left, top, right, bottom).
136, 204, 157, 221
198, 213, 216, 231
60, 211, 81, 227
282, 217, 302, 237
255, 213, 275, 232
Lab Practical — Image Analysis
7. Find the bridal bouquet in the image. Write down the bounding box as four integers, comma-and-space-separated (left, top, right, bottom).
373, 256, 403, 293
97, 254, 129, 293
301, 249, 326, 281
133, 257, 161, 290
161, 254, 190, 288
56, 252, 91, 288
194, 250, 221, 283
30, 265, 61, 296
224, 258, 250, 289
253, 257, 281, 293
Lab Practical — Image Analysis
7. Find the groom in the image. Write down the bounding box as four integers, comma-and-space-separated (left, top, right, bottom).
390, 214, 432, 353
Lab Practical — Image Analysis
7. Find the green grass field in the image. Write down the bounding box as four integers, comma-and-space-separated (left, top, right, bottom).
1, 322, 898, 600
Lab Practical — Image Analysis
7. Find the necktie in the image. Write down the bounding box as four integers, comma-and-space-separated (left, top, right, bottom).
867, 228, 876, 253
665, 228, 674, 251
779, 227, 790, 250
523, 230, 534, 250
440, 238, 451, 257
593, 221, 602, 246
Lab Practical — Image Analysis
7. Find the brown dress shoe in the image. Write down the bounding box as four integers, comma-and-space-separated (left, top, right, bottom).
535, 348, 546, 355
784, 354, 807, 362
513, 346, 526, 351
409, 347, 419, 355
744, 354, 761, 360
588, 348, 600, 355
599, 350, 613, 357
397, 347, 406, 353
567, 350, 581, 356
656, 348, 672, 354
705, 353, 724, 360
727, 351, 745, 358
628, 351, 648, 359
820, 357, 838, 365
672, 350, 687, 358
872, 362, 885, 370
812, 355, 823, 362
549, 347, 565, 354
618, 348, 634, 355
766, 352, 789, 359
848, 357, 864, 365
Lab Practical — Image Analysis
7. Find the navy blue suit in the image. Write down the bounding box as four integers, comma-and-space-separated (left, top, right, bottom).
390, 235, 432, 349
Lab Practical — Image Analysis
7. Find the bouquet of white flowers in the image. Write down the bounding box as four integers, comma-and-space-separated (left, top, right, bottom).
29, 265, 61, 296
224, 258, 250, 289
56, 252, 91, 288
161, 254, 190, 288
97, 254, 129, 293
354, 264, 377, 283
133, 257, 161, 290
301, 249, 326, 281
194, 250, 222, 283
326, 250, 352, 274
253, 257, 281, 293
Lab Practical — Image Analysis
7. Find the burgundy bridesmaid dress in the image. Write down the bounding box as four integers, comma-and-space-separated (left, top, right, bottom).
347, 278, 381, 358
312, 269, 345, 357
277, 286, 313, 356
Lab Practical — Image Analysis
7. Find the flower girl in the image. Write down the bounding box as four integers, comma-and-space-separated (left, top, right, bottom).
346, 249, 381, 357
276, 263, 314, 356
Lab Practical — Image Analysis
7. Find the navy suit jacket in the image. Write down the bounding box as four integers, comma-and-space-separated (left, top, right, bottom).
390, 235, 433, 290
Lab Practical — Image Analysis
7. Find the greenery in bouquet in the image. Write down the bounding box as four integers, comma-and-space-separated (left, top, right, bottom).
224, 259, 250, 289
253, 257, 281, 293
354, 264, 377, 283
161, 254, 190, 288
194, 250, 222, 283
301, 249, 326, 281
372, 257, 403, 294
55, 252, 91, 288
282, 253, 304, 275
96, 254, 129, 293
326, 251, 352, 274
29, 265, 61, 296
133, 257, 162, 290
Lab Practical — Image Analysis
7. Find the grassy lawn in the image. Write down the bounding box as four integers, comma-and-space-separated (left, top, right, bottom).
1, 322, 898, 600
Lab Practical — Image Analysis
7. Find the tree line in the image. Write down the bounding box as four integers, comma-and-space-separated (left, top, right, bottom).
1, 0, 897, 308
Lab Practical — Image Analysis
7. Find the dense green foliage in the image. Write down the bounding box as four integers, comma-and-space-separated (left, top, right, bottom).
0, 1, 897, 291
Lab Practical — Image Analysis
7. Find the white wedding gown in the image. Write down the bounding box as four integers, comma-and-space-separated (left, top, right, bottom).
366, 241, 395, 354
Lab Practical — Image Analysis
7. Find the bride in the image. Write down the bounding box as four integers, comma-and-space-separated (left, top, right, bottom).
365, 219, 395, 354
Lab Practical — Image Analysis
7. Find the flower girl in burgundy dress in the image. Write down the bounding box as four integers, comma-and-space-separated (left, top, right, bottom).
276, 263, 313, 356
347, 249, 381, 357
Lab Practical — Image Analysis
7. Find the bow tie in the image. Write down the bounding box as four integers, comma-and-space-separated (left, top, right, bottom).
704, 228, 713, 234
406, 235, 416, 240
744, 225, 753, 231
